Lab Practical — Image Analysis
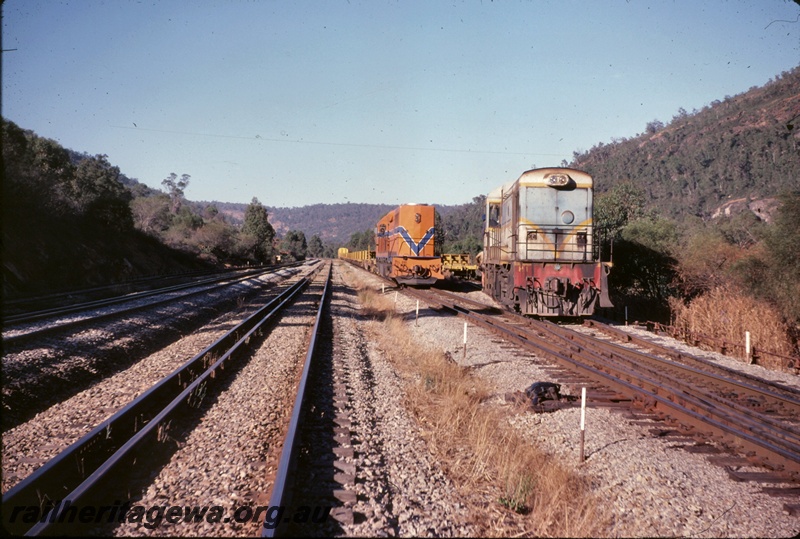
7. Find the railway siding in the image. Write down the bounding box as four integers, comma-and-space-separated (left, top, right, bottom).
344, 262, 799, 537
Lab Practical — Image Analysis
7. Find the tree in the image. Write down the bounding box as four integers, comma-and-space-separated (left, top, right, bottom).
307, 234, 325, 257
440, 195, 485, 256
131, 194, 172, 234
161, 173, 190, 213
194, 220, 237, 261
280, 230, 307, 261
241, 197, 276, 263
594, 181, 648, 241
71, 154, 133, 230
7, 125, 76, 218
645, 119, 664, 134
674, 229, 741, 298
761, 192, 800, 323
617, 218, 680, 302
622, 217, 680, 254
347, 229, 374, 250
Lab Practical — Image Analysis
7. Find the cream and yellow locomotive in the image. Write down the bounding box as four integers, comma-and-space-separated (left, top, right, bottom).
480, 168, 612, 316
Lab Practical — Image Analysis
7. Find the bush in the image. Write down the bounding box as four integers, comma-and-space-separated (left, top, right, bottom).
670, 286, 795, 369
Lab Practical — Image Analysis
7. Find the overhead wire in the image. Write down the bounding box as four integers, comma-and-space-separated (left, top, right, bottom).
110, 124, 566, 157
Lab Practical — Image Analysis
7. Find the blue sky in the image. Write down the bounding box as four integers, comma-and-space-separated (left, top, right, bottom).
3, 0, 799, 208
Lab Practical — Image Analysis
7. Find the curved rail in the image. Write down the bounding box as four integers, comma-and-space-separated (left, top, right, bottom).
404, 286, 800, 479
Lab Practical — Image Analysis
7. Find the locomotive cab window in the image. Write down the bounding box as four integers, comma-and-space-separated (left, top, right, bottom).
488, 203, 500, 227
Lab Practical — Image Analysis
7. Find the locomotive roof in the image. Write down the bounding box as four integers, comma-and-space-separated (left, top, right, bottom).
518, 167, 592, 188
486, 168, 592, 198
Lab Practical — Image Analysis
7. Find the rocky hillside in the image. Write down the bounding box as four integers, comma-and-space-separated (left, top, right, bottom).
570, 66, 799, 220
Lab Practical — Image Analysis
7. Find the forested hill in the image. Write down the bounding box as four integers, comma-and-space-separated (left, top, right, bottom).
569, 65, 800, 220
271, 203, 393, 245
210, 201, 467, 246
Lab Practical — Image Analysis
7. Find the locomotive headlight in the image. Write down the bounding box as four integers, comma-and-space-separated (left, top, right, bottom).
561, 210, 575, 224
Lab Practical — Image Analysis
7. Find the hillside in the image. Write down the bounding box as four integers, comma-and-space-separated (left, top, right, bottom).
208, 201, 467, 247
570, 66, 800, 220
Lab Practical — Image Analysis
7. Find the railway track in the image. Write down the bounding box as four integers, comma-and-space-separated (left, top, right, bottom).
1, 266, 301, 345
263, 262, 476, 537
2, 266, 309, 432
1, 267, 242, 317
2, 262, 330, 536
5, 259, 798, 535
402, 286, 800, 490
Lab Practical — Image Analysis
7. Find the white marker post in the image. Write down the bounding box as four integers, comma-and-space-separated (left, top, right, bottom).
463, 322, 468, 360
415, 299, 420, 326
746, 331, 753, 364
580, 386, 587, 463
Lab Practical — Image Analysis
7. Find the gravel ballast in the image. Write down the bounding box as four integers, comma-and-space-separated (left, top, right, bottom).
344, 262, 799, 537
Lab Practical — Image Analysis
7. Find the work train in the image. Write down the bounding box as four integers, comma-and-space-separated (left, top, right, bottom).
339, 203, 444, 286
480, 167, 613, 317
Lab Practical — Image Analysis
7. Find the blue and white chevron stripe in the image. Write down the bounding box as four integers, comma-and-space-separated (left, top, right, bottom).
378, 226, 435, 256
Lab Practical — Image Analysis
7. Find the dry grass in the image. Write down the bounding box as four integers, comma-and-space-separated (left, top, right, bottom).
352, 281, 606, 537
670, 285, 795, 369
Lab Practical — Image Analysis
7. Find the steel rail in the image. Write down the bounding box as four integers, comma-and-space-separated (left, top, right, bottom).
261, 263, 332, 538
2, 273, 316, 536
2, 267, 224, 309
3, 262, 306, 315
1, 268, 292, 347
533, 320, 800, 457
583, 319, 800, 403
436, 302, 800, 477
420, 287, 800, 432
2, 268, 266, 326
535, 320, 800, 438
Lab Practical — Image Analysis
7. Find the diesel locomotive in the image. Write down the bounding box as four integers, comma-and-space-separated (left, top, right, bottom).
339, 203, 443, 286
480, 167, 613, 317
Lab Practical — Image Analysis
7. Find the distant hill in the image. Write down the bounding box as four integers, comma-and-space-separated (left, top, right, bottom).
569, 65, 800, 220
268, 203, 394, 244
208, 201, 468, 246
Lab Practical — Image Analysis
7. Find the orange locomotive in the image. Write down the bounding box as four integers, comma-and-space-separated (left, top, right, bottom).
375, 204, 443, 286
